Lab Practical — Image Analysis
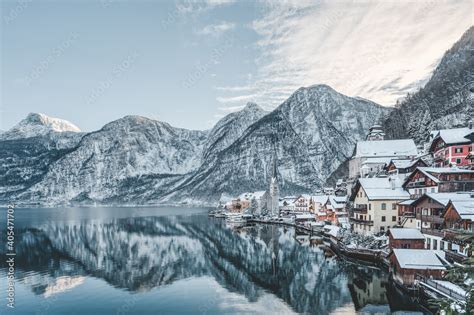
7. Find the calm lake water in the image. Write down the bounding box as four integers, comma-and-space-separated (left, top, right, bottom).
0, 207, 428, 315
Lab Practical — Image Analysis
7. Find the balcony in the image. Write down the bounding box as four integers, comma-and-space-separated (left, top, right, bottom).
416, 214, 444, 225
421, 228, 444, 238
406, 182, 426, 188
352, 206, 368, 214
444, 250, 469, 263
350, 217, 374, 225
443, 229, 474, 245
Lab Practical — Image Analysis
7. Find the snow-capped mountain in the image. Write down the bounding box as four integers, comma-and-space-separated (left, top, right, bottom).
202, 102, 267, 161
0, 112, 81, 140
0, 113, 85, 199
384, 26, 474, 144
163, 85, 390, 203
13, 115, 208, 204
0, 86, 388, 205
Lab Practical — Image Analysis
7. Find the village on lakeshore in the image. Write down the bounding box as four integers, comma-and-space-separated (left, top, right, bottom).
209, 121, 474, 308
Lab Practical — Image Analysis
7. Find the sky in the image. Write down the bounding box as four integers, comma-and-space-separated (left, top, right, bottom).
1, 0, 473, 132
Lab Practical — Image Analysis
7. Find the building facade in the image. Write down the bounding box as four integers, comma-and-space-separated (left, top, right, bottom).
349, 178, 410, 235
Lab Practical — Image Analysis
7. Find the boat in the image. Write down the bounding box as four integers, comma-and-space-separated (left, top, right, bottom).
225, 213, 246, 224
214, 212, 226, 218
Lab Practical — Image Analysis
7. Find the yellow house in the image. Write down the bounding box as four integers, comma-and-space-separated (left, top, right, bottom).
349, 178, 410, 235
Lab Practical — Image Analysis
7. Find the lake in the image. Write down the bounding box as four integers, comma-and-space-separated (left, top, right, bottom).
0, 207, 428, 314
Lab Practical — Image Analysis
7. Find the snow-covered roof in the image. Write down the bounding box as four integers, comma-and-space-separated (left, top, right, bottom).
450, 200, 474, 220
324, 225, 340, 238
252, 191, 267, 198
392, 249, 446, 270
431, 280, 466, 297
295, 214, 315, 219
389, 158, 423, 169
310, 195, 329, 204
399, 199, 416, 206
424, 192, 473, 207
358, 178, 410, 200
409, 167, 474, 186
434, 127, 471, 145
419, 167, 474, 174
362, 157, 393, 165
328, 195, 346, 209
354, 139, 417, 158
389, 159, 412, 168
389, 228, 424, 240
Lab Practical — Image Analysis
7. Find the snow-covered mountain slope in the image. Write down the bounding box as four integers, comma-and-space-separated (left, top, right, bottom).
1, 113, 81, 140
1, 86, 389, 205
0, 113, 85, 199
12, 115, 209, 204
384, 26, 474, 144
164, 85, 390, 203
202, 102, 267, 161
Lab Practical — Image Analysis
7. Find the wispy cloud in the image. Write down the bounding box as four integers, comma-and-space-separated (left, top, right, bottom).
177, 0, 236, 15
196, 21, 236, 36
216, 0, 473, 113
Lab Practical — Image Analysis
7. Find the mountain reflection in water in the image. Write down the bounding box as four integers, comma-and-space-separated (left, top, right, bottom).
0, 208, 427, 314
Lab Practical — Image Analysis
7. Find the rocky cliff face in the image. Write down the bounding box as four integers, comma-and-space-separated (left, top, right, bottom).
201, 102, 267, 161
164, 85, 390, 203
1, 85, 389, 205
384, 26, 474, 144
9, 115, 208, 205
0, 113, 84, 200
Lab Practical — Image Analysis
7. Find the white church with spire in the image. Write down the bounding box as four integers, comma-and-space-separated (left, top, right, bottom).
267, 158, 279, 216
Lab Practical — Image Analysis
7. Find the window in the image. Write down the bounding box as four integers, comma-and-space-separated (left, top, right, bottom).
380, 226, 385, 232
433, 239, 438, 250
381, 203, 386, 210
369, 204, 371, 210
369, 215, 371, 221
392, 216, 396, 222
392, 203, 396, 210
431, 188, 435, 193
455, 147, 463, 153
456, 158, 462, 165
381, 216, 386, 222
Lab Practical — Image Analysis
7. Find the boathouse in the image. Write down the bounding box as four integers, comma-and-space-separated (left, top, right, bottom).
389, 249, 446, 286
388, 228, 425, 250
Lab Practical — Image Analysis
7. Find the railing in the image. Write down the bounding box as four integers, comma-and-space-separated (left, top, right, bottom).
351, 206, 368, 214
419, 215, 444, 224
421, 228, 444, 237
349, 217, 374, 225
406, 182, 426, 188
444, 250, 468, 263
416, 274, 466, 302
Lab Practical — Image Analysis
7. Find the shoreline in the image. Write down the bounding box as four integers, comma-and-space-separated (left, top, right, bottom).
245, 218, 436, 313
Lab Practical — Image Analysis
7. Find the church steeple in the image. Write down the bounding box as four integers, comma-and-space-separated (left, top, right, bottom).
268, 156, 279, 216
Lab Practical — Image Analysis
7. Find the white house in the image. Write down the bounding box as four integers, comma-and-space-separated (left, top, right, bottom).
349, 138, 418, 179
349, 177, 410, 235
